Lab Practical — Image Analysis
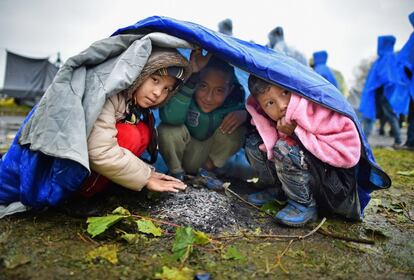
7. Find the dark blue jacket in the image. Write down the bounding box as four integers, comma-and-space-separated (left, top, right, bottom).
313, 51, 338, 88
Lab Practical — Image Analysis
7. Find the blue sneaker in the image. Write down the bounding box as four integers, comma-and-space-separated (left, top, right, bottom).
198, 168, 224, 190
274, 200, 318, 227
248, 188, 287, 206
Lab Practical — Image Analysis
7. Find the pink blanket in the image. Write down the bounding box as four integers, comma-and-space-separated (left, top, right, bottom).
246, 94, 361, 168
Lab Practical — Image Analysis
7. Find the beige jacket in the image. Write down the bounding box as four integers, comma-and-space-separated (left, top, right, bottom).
87, 93, 152, 191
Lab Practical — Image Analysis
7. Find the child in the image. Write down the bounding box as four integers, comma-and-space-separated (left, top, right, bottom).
79, 47, 192, 196
157, 52, 247, 190
245, 75, 362, 227
0, 44, 192, 218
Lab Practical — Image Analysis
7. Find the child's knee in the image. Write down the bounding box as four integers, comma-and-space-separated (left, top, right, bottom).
273, 139, 308, 170
158, 124, 190, 144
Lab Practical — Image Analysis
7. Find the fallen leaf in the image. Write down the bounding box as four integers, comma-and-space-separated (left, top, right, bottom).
112, 206, 131, 216
222, 246, 244, 260
87, 215, 126, 238
86, 245, 118, 265
194, 230, 210, 245
136, 220, 162, 237
154, 266, 194, 280
397, 170, 414, 176
172, 227, 195, 262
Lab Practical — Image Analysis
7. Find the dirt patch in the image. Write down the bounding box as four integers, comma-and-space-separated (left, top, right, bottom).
0, 149, 414, 279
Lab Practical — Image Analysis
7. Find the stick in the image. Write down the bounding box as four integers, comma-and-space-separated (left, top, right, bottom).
78, 232, 99, 246
317, 228, 375, 245
223, 186, 273, 217
131, 214, 181, 228
215, 218, 326, 240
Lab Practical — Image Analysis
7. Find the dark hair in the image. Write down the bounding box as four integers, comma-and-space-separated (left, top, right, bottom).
201, 56, 235, 83
248, 74, 271, 98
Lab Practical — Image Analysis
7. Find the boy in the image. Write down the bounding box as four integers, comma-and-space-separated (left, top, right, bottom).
246, 75, 361, 227
158, 52, 247, 189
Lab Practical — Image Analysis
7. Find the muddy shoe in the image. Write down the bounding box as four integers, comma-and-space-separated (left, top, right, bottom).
248, 187, 287, 206
198, 168, 224, 190
274, 200, 317, 227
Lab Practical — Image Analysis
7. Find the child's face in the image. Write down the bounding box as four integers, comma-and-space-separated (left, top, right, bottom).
195, 69, 233, 113
256, 85, 292, 122
133, 74, 176, 108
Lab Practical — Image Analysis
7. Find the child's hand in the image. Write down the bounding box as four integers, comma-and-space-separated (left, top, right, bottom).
276, 117, 297, 135
145, 172, 187, 193
220, 110, 247, 134
190, 48, 212, 73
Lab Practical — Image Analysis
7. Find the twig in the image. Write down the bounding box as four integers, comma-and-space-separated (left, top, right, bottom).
214, 218, 326, 240
223, 186, 273, 217
317, 228, 375, 244
300, 217, 326, 239
131, 214, 181, 228
78, 232, 99, 246
280, 239, 294, 257
223, 186, 376, 244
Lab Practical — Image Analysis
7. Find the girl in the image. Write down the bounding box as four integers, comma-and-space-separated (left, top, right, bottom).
245, 74, 361, 227
79, 47, 192, 197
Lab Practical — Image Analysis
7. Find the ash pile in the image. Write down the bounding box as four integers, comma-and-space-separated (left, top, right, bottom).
151, 186, 263, 234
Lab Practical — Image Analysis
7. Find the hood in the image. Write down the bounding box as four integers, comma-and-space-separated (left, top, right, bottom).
124, 46, 191, 107
409, 11, 414, 28
313, 50, 328, 65
377, 35, 396, 56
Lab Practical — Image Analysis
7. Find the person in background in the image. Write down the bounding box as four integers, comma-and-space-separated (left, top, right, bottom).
218, 18, 233, 36
311, 50, 338, 88
397, 12, 414, 150
266, 26, 308, 66
359, 35, 410, 147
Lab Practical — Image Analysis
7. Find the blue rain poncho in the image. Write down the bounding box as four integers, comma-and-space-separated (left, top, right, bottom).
312, 50, 338, 88
359, 35, 411, 120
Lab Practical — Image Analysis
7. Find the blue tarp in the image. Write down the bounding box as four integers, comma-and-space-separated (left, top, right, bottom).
0, 16, 390, 212
113, 16, 391, 212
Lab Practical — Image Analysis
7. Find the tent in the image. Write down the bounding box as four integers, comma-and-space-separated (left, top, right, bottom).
0, 51, 58, 104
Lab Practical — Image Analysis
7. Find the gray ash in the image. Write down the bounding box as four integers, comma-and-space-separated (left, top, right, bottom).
150, 186, 267, 234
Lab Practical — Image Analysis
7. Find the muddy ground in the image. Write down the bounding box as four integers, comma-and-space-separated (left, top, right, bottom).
0, 147, 413, 280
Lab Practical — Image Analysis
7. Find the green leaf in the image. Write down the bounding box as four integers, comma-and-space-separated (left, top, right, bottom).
121, 233, 141, 244
172, 227, 195, 262
253, 227, 262, 235
222, 246, 244, 260
86, 245, 118, 264
260, 201, 282, 215
154, 266, 194, 280
136, 220, 163, 237
397, 170, 414, 176
112, 206, 131, 216
194, 230, 210, 245
87, 215, 126, 238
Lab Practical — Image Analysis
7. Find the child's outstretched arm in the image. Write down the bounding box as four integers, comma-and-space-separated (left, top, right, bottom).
286, 94, 361, 168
